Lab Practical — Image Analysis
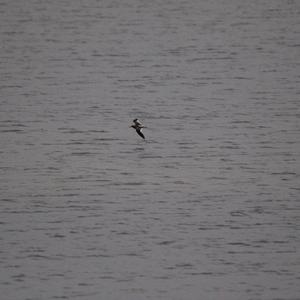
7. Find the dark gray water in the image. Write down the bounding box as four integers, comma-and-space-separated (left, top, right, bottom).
1, 0, 299, 299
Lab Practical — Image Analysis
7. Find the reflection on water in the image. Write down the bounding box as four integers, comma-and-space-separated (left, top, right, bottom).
1, 0, 299, 299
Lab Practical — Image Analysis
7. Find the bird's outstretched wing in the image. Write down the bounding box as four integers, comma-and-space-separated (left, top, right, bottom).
136, 128, 145, 139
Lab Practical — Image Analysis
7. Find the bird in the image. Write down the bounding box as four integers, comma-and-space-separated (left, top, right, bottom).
130, 118, 145, 139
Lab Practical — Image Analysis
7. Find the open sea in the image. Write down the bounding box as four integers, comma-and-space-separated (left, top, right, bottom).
0, 0, 299, 299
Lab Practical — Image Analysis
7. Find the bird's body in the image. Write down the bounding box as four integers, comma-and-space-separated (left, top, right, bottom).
130, 119, 145, 139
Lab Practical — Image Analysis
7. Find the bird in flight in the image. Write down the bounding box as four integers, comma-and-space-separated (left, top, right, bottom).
130, 118, 145, 139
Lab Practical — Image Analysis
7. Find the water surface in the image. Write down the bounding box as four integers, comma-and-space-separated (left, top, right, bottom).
0, 0, 299, 299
